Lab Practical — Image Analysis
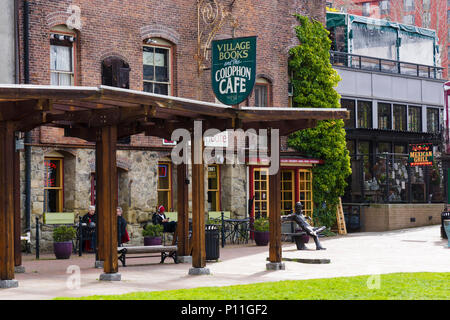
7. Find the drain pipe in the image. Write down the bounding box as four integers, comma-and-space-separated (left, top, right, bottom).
23, 0, 31, 232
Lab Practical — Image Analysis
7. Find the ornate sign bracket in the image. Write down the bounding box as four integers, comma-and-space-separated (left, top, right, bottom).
196, 0, 239, 74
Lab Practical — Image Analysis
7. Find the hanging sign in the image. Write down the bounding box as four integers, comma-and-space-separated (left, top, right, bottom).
408, 143, 433, 166
211, 36, 257, 105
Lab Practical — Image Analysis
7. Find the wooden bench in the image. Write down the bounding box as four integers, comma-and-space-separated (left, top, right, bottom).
282, 232, 309, 250
117, 245, 178, 267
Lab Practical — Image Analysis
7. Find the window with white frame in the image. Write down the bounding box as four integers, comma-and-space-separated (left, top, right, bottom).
404, 0, 415, 11
403, 14, 415, 25
362, 2, 371, 16
50, 25, 75, 86
143, 38, 172, 95
379, 0, 390, 15
254, 78, 271, 107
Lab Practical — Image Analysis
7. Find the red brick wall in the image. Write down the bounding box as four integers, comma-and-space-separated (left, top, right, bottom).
19, 0, 326, 146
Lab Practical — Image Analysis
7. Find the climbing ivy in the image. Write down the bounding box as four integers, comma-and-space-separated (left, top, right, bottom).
287, 14, 351, 228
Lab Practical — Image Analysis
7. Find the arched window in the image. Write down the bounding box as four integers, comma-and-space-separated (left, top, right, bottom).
143, 38, 173, 95
50, 25, 76, 85
253, 77, 271, 107
101, 57, 130, 89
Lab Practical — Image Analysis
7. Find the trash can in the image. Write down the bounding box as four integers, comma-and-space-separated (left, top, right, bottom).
205, 224, 220, 261
441, 212, 450, 239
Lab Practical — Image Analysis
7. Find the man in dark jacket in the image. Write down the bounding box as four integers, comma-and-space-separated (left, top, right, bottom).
152, 205, 177, 233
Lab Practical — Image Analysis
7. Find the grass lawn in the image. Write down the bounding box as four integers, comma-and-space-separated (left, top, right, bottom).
57, 272, 449, 300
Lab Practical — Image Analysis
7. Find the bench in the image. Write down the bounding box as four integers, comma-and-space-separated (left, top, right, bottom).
117, 245, 178, 266
282, 232, 309, 250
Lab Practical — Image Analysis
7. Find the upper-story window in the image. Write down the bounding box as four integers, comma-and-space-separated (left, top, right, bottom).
408, 106, 422, 132
341, 99, 355, 128
50, 25, 76, 86
379, 0, 390, 15
404, 0, 415, 11
403, 14, 415, 25
254, 78, 271, 107
357, 100, 372, 128
427, 108, 440, 133
393, 104, 407, 131
143, 38, 172, 95
378, 103, 392, 130
362, 2, 371, 16
422, 0, 431, 10
422, 11, 431, 28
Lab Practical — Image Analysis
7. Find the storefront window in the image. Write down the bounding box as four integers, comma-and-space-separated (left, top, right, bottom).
377, 142, 391, 154
44, 158, 63, 212
253, 168, 269, 218
378, 103, 391, 130
299, 169, 313, 219
207, 165, 220, 211
408, 106, 422, 132
157, 162, 172, 211
341, 99, 355, 128
357, 101, 372, 128
427, 108, 440, 133
281, 170, 294, 215
393, 104, 407, 131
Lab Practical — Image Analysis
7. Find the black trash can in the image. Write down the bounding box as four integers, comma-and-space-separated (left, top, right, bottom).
441, 212, 450, 239
205, 224, 220, 261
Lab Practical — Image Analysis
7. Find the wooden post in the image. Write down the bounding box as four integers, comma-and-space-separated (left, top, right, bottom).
268, 131, 282, 264
191, 127, 206, 269
96, 126, 119, 276
177, 163, 189, 257
95, 136, 104, 262
14, 142, 22, 268
0, 122, 16, 281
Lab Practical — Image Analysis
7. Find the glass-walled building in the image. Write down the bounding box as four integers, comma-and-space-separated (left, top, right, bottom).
328, 12, 446, 232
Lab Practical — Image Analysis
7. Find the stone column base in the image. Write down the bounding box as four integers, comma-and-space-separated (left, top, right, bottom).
14, 266, 25, 273
95, 261, 104, 269
188, 267, 210, 275
266, 262, 285, 270
99, 273, 121, 281
0, 280, 19, 288
177, 256, 192, 263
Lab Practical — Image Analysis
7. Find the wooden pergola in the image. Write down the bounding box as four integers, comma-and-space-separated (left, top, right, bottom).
0, 84, 348, 283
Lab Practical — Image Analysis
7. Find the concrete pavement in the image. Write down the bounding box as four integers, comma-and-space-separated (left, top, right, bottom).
0, 225, 448, 299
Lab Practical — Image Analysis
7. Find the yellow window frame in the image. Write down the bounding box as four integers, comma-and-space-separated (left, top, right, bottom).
281, 169, 295, 215
157, 161, 172, 210
298, 168, 313, 220
253, 167, 269, 217
44, 157, 64, 212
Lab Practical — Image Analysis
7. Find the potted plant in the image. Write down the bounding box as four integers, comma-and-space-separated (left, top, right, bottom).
253, 217, 269, 246
143, 223, 164, 246
53, 225, 76, 259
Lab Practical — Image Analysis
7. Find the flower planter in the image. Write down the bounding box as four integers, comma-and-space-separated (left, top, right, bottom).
254, 231, 269, 246
144, 236, 162, 246
53, 241, 73, 259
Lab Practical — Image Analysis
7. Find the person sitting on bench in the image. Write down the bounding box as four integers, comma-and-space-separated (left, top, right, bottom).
152, 205, 177, 233
117, 206, 130, 246
282, 201, 326, 250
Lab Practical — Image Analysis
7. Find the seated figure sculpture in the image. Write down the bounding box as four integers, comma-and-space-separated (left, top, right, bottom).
282, 201, 326, 250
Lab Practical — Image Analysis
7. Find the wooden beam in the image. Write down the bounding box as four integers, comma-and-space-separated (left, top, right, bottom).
268, 132, 282, 263
13, 144, 21, 268
0, 121, 16, 280
191, 125, 206, 268
177, 163, 189, 257
95, 132, 104, 262
96, 126, 118, 274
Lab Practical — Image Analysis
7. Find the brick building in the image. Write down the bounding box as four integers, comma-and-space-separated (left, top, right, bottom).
11, 0, 327, 250
328, 0, 448, 78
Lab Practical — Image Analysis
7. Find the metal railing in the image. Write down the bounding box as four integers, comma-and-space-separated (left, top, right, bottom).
330, 51, 443, 80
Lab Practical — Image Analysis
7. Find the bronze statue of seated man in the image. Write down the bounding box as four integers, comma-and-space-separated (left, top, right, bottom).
281, 201, 326, 250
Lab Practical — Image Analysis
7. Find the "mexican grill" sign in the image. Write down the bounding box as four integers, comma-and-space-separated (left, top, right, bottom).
408, 143, 433, 166
211, 36, 257, 106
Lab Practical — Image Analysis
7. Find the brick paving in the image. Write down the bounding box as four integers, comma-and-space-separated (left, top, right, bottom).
0, 225, 448, 300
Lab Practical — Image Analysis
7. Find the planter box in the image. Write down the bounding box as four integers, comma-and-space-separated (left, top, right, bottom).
254, 231, 269, 246
54, 241, 73, 259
